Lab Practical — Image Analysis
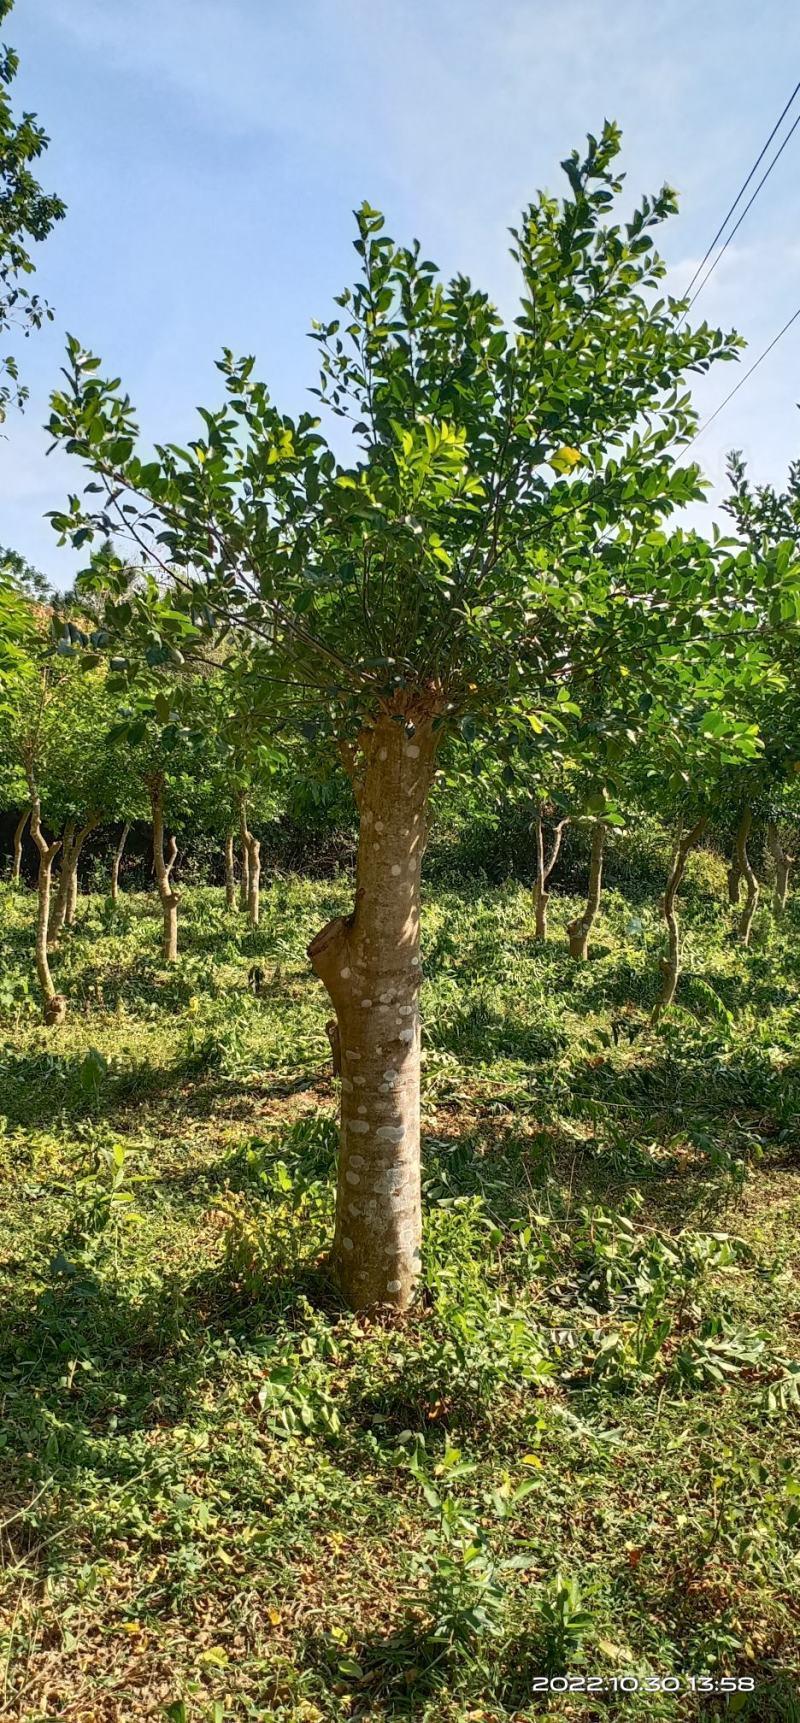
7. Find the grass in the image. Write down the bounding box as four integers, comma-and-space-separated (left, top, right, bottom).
0, 860, 799, 1721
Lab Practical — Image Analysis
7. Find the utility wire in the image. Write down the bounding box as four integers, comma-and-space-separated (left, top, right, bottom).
684, 104, 800, 316
678, 302, 800, 460
681, 76, 800, 308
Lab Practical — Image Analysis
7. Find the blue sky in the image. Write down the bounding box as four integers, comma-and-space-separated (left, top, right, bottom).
3, 0, 800, 585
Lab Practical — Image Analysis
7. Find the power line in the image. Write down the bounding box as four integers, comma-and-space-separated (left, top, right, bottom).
682, 76, 800, 308
685, 105, 800, 315
679, 301, 800, 459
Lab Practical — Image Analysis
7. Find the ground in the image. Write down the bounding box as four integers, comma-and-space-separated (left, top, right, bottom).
0, 862, 799, 1722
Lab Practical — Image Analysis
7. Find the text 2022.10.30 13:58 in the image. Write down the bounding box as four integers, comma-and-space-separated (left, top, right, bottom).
528, 1677, 756, 1694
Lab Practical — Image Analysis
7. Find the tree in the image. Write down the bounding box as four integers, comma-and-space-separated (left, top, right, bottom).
49, 125, 744, 1309
0, 1, 65, 418
634, 651, 769, 1015
720, 451, 800, 927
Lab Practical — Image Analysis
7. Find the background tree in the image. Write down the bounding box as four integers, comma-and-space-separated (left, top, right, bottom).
0, 0, 65, 418
721, 450, 800, 926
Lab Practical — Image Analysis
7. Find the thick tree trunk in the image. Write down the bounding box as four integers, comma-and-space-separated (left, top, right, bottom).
567, 821, 605, 960
238, 797, 250, 911
767, 821, 793, 918
308, 704, 438, 1311
246, 834, 261, 929
149, 775, 179, 962
652, 816, 707, 1021
28, 797, 66, 1026
110, 822, 131, 901
734, 806, 759, 946
224, 830, 236, 909
11, 806, 29, 886
532, 808, 568, 944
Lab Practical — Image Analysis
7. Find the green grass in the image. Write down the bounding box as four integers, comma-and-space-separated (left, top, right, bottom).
1, 866, 799, 1721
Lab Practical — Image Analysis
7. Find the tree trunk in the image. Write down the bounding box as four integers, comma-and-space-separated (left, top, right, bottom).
246, 833, 261, 930
224, 830, 236, 909
532, 808, 568, 944
734, 806, 759, 946
111, 822, 131, 901
238, 797, 250, 911
149, 775, 179, 962
47, 816, 98, 942
567, 821, 605, 960
727, 808, 749, 905
767, 821, 793, 918
308, 705, 439, 1311
48, 818, 75, 947
28, 797, 66, 1026
11, 806, 29, 886
65, 865, 78, 926
652, 816, 707, 1021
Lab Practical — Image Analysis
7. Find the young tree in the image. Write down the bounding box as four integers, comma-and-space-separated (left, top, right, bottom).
49, 126, 744, 1309
0, 602, 71, 1021
0, 1, 65, 418
721, 451, 800, 927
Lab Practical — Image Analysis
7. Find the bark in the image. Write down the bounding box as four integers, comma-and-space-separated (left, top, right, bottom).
532, 809, 569, 943
652, 816, 707, 1021
567, 821, 605, 960
224, 830, 236, 909
28, 796, 66, 1026
110, 822, 131, 901
246, 833, 261, 929
734, 805, 759, 946
308, 703, 439, 1311
48, 815, 98, 943
238, 797, 250, 911
11, 806, 29, 886
149, 774, 179, 962
767, 821, 793, 917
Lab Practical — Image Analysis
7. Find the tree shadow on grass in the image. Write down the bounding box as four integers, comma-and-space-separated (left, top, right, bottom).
0, 1242, 342, 1578
422, 1121, 751, 1234
0, 1041, 333, 1130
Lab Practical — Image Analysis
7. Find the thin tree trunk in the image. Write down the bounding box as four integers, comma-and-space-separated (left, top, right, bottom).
224, 830, 236, 909
48, 818, 75, 947
652, 816, 707, 1020
50, 815, 99, 938
532, 808, 569, 943
28, 795, 65, 1026
727, 809, 749, 905
238, 797, 250, 911
734, 805, 759, 946
567, 821, 605, 960
149, 774, 179, 962
308, 703, 439, 1311
11, 806, 29, 886
247, 833, 261, 929
110, 822, 131, 901
65, 865, 78, 926
65, 819, 98, 923
767, 821, 793, 918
